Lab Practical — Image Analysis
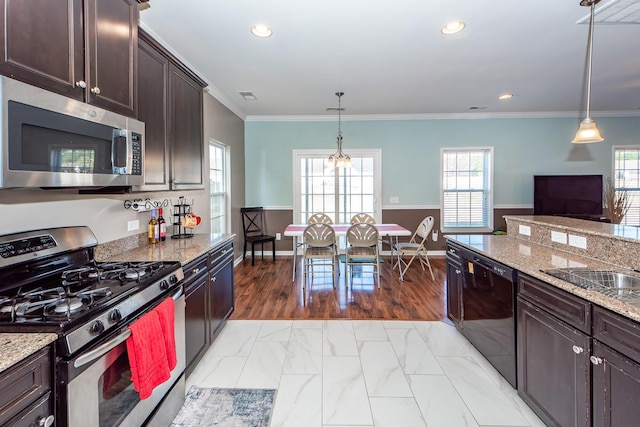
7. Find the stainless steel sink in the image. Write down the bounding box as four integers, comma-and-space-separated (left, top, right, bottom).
543, 268, 640, 290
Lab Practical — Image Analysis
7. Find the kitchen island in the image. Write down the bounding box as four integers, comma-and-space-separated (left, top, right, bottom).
446, 215, 640, 427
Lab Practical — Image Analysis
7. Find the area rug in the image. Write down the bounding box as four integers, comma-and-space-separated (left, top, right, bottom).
170, 386, 276, 427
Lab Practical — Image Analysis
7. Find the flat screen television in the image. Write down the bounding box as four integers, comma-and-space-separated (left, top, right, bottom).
533, 175, 603, 218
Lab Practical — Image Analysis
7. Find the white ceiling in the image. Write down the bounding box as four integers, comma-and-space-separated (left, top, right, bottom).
140, 0, 640, 120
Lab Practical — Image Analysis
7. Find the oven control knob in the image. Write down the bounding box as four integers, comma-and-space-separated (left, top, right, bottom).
160, 280, 170, 290
109, 309, 122, 323
91, 320, 105, 334
169, 274, 178, 284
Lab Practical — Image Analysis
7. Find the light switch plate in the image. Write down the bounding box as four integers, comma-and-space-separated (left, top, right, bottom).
389, 196, 399, 204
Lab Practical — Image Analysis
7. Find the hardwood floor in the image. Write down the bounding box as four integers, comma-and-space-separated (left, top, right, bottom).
230, 255, 447, 320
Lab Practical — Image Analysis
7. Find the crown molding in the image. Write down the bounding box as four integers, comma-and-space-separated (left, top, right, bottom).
245, 110, 640, 122
138, 23, 246, 121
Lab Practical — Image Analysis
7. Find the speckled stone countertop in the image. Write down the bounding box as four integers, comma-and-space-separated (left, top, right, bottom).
0, 333, 57, 373
100, 233, 235, 264
447, 234, 640, 323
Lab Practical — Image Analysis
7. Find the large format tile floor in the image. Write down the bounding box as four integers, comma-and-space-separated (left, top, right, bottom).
186, 320, 545, 427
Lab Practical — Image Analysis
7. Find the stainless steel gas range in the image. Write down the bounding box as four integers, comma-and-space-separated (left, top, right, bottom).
0, 227, 186, 427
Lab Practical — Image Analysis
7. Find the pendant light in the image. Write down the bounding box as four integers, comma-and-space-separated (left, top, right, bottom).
572, 0, 604, 144
326, 92, 351, 170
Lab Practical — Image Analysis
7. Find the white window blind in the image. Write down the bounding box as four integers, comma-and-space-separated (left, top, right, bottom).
613, 147, 640, 226
441, 148, 493, 232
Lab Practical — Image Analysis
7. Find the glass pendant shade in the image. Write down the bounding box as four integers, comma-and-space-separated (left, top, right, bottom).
572, 117, 604, 143
326, 92, 351, 171
572, 0, 604, 144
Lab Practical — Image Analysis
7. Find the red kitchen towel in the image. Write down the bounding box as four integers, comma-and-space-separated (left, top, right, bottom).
154, 297, 177, 370
126, 310, 171, 400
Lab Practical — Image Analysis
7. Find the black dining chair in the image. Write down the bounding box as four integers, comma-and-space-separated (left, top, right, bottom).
241, 207, 276, 266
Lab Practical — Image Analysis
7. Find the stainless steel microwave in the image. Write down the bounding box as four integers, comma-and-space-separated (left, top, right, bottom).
0, 76, 144, 189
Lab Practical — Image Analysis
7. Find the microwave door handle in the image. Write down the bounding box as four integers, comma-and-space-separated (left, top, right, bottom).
73, 329, 132, 368
112, 134, 128, 170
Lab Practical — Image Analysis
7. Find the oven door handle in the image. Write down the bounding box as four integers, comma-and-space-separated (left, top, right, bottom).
74, 329, 131, 368
73, 288, 182, 368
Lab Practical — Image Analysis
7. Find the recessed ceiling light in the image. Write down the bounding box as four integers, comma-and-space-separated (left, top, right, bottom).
498, 93, 513, 100
251, 24, 272, 38
467, 106, 487, 110
441, 21, 466, 35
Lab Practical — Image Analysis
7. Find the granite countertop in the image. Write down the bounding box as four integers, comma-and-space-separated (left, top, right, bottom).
0, 333, 57, 373
446, 234, 640, 323
101, 233, 235, 264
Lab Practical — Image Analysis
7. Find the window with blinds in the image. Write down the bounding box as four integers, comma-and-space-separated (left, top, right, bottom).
209, 142, 227, 234
613, 147, 640, 226
441, 147, 493, 233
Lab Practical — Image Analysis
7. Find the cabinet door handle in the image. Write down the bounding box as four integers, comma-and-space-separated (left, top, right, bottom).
75, 80, 86, 88
212, 276, 217, 282
572, 345, 584, 354
455, 269, 461, 275
39, 415, 55, 427
590, 356, 603, 365
192, 268, 201, 274
91, 86, 101, 94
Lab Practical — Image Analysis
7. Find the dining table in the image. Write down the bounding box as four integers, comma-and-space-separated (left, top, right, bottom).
283, 223, 412, 282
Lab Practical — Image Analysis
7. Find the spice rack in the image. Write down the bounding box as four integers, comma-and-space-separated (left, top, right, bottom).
171, 197, 194, 239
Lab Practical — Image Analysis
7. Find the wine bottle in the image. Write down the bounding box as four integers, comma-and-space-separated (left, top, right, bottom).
148, 209, 159, 244
158, 208, 167, 241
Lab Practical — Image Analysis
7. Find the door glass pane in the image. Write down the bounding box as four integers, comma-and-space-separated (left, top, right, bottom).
296, 151, 378, 226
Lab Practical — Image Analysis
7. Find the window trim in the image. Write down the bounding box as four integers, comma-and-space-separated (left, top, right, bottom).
612, 145, 640, 227
209, 140, 229, 234
440, 146, 494, 234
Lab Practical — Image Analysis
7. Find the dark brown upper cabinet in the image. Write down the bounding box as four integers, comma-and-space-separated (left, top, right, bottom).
135, 30, 205, 192
0, 0, 138, 117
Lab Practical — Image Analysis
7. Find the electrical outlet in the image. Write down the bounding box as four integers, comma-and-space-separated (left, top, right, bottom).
389, 196, 399, 204
518, 224, 531, 236
127, 220, 139, 231
568, 234, 587, 249
276, 233, 282, 240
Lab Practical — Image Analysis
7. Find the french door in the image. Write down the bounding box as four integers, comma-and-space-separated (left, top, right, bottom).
293, 149, 382, 225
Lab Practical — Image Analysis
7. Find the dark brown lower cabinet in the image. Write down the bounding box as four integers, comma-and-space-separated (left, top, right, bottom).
445, 256, 463, 329
592, 339, 640, 427
0, 346, 53, 427
517, 297, 590, 426
184, 270, 208, 377
183, 242, 235, 377
445, 242, 464, 329
209, 251, 234, 341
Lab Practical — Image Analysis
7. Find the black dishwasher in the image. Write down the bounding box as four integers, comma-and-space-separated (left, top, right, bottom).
461, 249, 517, 388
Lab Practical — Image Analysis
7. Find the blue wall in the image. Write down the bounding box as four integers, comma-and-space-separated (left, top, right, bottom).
244, 116, 640, 208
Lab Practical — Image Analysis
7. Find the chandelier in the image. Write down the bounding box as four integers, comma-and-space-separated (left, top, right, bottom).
572, 0, 604, 144
326, 92, 351, 170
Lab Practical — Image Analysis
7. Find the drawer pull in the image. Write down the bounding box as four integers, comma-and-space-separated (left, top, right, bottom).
39, 415, 55, 427
590, 356, 603, 365
572, 345, 584, 354
192, 268, 201, 274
